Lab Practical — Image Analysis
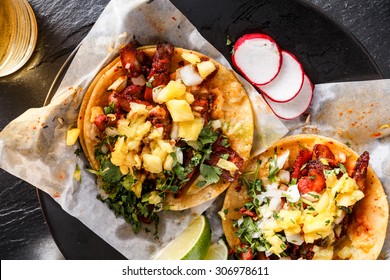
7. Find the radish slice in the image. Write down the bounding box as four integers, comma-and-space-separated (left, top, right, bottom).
232, 33, 282, 85
259, 51, 304, 102
264, 74, 314, 120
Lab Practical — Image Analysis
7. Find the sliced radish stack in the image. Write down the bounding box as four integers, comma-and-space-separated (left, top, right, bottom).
264, 74, 314, 120
258, 51, 304, 102
232, 32, 314, 119
232, 33, 282, 85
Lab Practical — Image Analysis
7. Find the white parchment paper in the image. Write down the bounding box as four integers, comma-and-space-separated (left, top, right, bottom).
0, 0, 288, 259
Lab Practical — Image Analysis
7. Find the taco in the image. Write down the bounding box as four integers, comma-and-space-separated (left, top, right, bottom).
78, 41, 254, 232
221, 134, 388, 259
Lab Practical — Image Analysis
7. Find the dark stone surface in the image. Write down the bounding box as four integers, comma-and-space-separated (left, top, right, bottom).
0, 0, 389, 259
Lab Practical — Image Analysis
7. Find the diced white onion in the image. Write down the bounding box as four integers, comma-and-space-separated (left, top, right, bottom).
170, 122, 179, 140
256, 182, 281, 204
179, 64, 204, 86
282, 184, 300, 203
152, 86, 163, 103
105, 127, 118, 137
269, 196, 283, 213
285, 233, 304, 245
211, 119, 222, 129
277, 150, 290, 169
131, 74, 146, 86
101, 144, 109, 154
337, 152, 346, 163
125, 63, 131, 70
334, 211, 346, 224
278, 169, 290, 183
175, 147, 183, 164
302, 191, 321, 202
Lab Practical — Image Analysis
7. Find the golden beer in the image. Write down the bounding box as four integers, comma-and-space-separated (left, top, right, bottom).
0, 0, 37, 77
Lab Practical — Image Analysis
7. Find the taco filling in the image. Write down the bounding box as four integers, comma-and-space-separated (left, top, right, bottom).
78, 41, 254, 233
222, 134, 388, 260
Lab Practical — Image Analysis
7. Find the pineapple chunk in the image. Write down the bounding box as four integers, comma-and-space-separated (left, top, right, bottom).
129, 102, 149, 115
166, 99, 194, 122
142, 154, 163, 174
163, 154, 174, 171
331, 173, 364, 207
148, 191, 162, 205
157, 139, 174, 154
267, 235, 285, 255
185, 92, 195, 104
90, 106, 104, 122
155, 80, 186, 103
73, 164, 81, 182
124, 151, 142, 170
313, 246, 334, 260
66, 128, 80, 145
303, 213, 334, 243
216, 158, 238, 172
197, 60, 217, 78
148, 127, 164, 140
276, 210, 302, 234
177, 118, 204, 141
108, 76, 127, 92
131, 174, 146, 198
181, 52, 201, 64
336, 190, 364, 207
111, 136, 126, 167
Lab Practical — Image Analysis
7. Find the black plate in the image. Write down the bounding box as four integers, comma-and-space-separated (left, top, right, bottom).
38, 0, 382, 260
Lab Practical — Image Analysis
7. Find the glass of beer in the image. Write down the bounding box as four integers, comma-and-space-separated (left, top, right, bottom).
0, 0, 38, 77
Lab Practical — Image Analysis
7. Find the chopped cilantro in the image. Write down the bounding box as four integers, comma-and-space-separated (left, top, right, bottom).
121, 173, 136, 191
268, 153, 279, 181
100, 160, 123, 184
104, 102, 116, 114
74, 148, 82, 157
197, 164, 222, 187
307, 192, 320, 199
198, 124, 219, 145
146, 76, 155, 88
324, 163, 347, 178
221, 136, 229, 148
226, 35, 232, 46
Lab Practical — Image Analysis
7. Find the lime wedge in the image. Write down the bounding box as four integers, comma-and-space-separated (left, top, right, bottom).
204, 239, 228, 260
154, 215, 211, 260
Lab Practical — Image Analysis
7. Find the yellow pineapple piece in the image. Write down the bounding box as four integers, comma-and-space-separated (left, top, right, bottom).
66, 128, 80, 146
181, 52, 201, 64
177, 118, 204, 141
166, 99, 194, 122
142, 154, 163, 174
155, 80, 186, 103
108, 76, 127, 92
197, 60, 217, 78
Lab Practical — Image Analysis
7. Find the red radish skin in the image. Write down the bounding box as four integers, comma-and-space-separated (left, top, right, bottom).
264, 74, 314, 120
232, 33, 282, 86
258, 51, 304, 102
